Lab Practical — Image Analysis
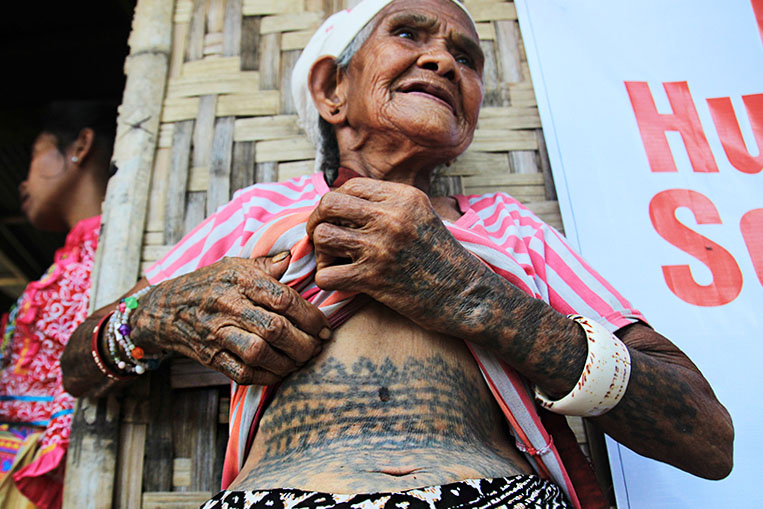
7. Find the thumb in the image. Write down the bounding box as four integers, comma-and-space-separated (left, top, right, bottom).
251, 251, 291, 280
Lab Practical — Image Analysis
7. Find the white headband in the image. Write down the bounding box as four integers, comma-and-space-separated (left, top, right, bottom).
291, 0, 475, 169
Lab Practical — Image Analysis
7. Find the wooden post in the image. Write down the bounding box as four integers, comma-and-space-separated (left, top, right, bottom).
91, 0, 174, 306
63, 0, 173, 507
63, 397, 122, 509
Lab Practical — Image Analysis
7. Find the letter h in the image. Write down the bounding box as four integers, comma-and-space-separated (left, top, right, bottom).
625, 81, 719, 173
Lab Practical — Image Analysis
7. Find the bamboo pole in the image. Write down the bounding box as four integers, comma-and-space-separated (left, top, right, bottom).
63, 0, 173, 507
91, 0, 173, 307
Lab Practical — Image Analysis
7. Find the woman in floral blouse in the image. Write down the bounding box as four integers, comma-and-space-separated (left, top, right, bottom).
0, 101, 116, 509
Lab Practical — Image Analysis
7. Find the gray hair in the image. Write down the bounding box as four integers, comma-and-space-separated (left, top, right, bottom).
315, 20, 377, 184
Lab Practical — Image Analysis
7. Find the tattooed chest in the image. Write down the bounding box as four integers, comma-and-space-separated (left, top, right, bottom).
259, 352, 503, 451
238, 303, 531, 491
242, 355, 530, 491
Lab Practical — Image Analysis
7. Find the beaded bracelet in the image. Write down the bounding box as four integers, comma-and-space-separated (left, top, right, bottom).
107, 311, 144, 374
91, 312, 132, 381
105, 286, 162, 375
534, 314, 631, 417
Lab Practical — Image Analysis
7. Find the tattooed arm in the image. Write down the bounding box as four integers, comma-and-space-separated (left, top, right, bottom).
306, 177, 733, 480
62, 254, 331, 398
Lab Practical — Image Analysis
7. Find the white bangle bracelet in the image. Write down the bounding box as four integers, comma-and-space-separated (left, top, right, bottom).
534, 314, 631, 417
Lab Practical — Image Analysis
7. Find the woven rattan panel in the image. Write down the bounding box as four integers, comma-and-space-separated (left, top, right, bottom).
140, 0, 561, 274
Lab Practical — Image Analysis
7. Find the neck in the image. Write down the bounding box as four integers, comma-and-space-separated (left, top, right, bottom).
336, 130, 453, 194
63, 169, 107, 229
339, 153, 435, 192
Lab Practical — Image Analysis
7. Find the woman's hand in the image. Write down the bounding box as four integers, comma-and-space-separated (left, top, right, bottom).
305, 177, 573, 382
129, 253, 331, 385
306, 178, 485, 332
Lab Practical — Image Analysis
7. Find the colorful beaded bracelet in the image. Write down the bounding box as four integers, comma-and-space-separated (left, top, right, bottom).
91, 312, 132, 381
105, 286, 162, 375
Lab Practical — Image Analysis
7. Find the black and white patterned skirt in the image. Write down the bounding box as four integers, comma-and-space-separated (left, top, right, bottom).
200, 475, 570, 509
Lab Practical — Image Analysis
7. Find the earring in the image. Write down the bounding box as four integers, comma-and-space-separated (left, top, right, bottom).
71, 156, 79, 163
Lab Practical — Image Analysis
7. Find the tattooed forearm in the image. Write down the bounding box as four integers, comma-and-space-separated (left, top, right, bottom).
594, 325, 733, 478
376, 219, 587, 397
61, 303, 133, 397
600, 353, 694, 447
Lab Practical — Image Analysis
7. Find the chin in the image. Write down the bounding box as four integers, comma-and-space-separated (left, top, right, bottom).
387, 100, 474, 148
404, 126, 468, 153
393, 120, 470, 153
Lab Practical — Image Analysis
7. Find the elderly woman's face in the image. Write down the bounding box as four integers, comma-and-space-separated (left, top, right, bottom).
342, 0, 484, 159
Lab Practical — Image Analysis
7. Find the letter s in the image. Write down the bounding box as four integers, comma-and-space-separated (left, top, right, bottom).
649, 189, 742, 306
740, 208, 763, 286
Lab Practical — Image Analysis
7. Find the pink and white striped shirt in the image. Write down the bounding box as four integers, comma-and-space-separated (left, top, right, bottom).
147, 173, 643, 332
146, 173, 645, 507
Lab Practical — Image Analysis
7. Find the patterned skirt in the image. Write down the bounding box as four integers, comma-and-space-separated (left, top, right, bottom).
0, 424, 39, 474
200, 475, 569, 509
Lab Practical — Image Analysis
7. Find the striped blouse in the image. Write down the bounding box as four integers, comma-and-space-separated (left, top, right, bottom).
146, 173, 645, 507
147, 173, 642, 331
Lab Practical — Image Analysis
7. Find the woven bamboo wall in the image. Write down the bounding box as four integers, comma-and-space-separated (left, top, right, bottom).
66, 0, 602, 507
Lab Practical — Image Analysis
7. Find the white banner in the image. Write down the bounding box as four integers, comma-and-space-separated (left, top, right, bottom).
514, 1, 763, 507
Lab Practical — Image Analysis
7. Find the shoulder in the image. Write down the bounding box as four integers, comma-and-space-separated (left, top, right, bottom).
457, 191, 550, 232
145, 176, 322, 283
228, 175, 323, 217
232, 174, 322, 203
457, 191, 525, 215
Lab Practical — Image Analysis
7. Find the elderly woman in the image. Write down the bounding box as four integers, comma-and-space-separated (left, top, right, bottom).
62, 0, 732, 507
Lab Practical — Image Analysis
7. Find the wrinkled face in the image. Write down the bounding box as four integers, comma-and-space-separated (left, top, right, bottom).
19, 133, 73, 231
342, 0, 484, 158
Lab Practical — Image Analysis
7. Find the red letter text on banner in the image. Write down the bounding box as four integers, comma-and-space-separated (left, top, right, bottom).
753, 0, 763, 46
707, 93, 763, 174
740, 208, 763, 286
625, 81, 719, 173
649, 189, 742, 306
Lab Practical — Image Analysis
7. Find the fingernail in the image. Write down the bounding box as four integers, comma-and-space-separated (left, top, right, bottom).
273, 251, 290, 263
319, 327, 332, 340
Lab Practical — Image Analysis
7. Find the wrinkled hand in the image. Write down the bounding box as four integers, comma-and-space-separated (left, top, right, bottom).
129, 254, 331, 385
306, 178, 485, 330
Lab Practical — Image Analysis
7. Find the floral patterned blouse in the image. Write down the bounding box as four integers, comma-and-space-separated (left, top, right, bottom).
0, 215, 100, 505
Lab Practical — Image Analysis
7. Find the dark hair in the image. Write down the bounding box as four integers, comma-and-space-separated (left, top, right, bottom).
317, 19, 377, 184
41, 100, 118, 176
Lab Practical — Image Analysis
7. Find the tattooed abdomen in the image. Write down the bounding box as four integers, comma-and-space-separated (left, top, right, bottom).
235, 301, 531, 493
